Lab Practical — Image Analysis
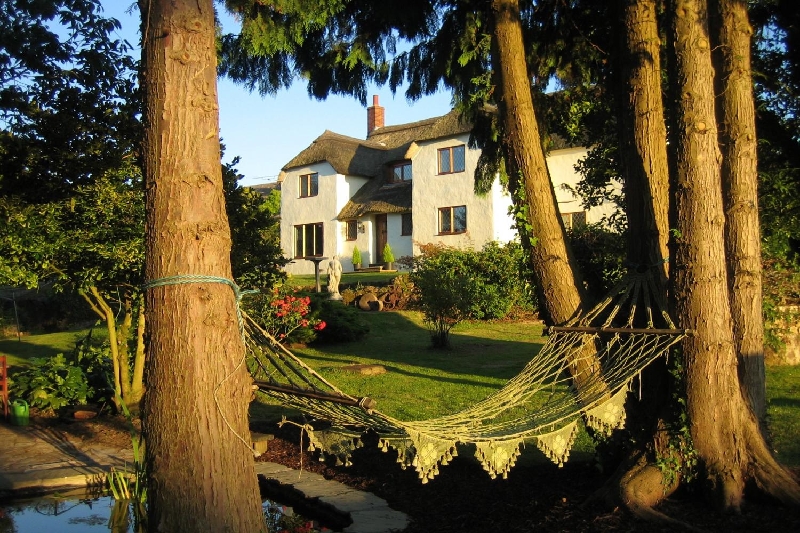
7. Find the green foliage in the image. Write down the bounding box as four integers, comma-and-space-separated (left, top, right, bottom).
0, 167, 145, 294
352, 245, 362, 266
223, 156, 288, 289
762, 255, 800, 352
311, 299, 370, 343
409, 242, 533, 348
9, 333, 113, 411
655, 354, 699, 486
0, 198, 61, 288
382, 243, 395, 264
220, 0, 434, 102
566, 223, 627, 301
0, 0, 140, 201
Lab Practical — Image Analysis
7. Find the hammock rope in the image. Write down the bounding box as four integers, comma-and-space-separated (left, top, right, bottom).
247, 268, 689, 482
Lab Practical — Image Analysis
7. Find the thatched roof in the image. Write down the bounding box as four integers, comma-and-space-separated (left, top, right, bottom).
282, 109, 473, 220
282, 131, 391, 177
366, 109, 472, 146
337, 180, 412, 219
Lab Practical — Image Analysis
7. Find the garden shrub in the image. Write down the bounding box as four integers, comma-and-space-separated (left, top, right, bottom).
410, 242, 533, 348
312, 299, 370, 343
242, 284, 325, 344
10, 333, 114, 411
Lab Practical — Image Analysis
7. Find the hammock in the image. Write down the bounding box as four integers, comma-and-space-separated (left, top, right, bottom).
247, 269, 688, 482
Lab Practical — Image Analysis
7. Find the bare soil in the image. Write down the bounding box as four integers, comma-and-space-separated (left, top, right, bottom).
34, 414, 800, 532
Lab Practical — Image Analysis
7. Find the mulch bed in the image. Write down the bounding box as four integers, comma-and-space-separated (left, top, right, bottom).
254, 421, 800, 533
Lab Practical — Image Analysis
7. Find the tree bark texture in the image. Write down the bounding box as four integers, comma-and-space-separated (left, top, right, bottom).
710, 0, 766, 426
489, 0, 605, 396
619, 0, 671, 277
139, 1, 266, 531
669, 0, 800, 511
489, 0, 586, 325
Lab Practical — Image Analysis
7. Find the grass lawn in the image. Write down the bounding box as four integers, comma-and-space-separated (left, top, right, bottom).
0, 328, 104, 368
3, 311, 798, 466
286, 271, 401, 289
766, 364, 800, 465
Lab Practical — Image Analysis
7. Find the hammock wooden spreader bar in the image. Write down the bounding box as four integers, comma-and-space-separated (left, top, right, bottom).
551, 326, 689, 335
253, 380, 377, 411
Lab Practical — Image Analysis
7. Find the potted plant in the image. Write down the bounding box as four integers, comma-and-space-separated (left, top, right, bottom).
382, 243, 395, 270
352, 246, 362, 271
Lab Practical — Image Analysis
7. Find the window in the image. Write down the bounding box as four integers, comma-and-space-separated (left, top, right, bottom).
346, 220, 358, 241
561, 211, 587, 230
401, 213, 413, 236
439, 206, 467, 234
294, 223, 323, 257
299, 173, 318, 198
391, 162, 412, 182
438, 145, 466, 174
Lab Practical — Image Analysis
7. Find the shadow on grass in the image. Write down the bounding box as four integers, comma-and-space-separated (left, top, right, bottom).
293, 309, 546, 383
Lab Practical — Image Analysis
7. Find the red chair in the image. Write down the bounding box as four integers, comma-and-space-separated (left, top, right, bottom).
1, 355, 8, 420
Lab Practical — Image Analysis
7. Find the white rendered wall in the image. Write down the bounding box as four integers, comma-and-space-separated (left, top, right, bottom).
280, 162, 369, 276
280, 144, 613, 277
545, 147, 616, 224
491, 178, 516, 243
410, 133, 497, 255
386, 213, 413, 268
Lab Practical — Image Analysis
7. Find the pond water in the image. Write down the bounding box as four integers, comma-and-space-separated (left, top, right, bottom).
0, 491, 333, 533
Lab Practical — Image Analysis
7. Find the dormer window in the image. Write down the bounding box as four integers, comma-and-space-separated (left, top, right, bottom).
438, 145, 466, 174
299, 173, 318, 198
391, 162, 412, 182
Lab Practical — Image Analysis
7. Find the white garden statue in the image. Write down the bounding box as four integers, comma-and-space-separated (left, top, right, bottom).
327, 255, 343, 300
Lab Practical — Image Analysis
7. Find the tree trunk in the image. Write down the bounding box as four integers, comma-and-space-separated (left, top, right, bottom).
605, 1, 680, 516
710, 0, 766, 427
129, 295, 146, 406
139, 1, 266, 531
489, 0, 602, 396
619, 0, 671, 276
669, 0, 800, 511
81, 287, 123, 408
117, 295, 133, 401
489, 0, 586, 326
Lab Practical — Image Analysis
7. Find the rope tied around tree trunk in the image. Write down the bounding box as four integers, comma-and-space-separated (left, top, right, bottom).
143, 274, 260, 456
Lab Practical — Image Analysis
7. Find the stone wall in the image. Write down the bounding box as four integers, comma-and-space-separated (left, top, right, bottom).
766, 305, 800, 365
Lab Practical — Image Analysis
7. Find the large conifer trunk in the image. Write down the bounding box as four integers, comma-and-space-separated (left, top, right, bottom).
489, 0, 584, 324
489, 0, 602, 393
139, 1, 266, 530
710, 0, 766, 426
669, 0, 799, 510
619, 0, 671, 273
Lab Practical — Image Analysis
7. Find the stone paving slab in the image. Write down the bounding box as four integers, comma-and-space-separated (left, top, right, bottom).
254, 462, 409, 533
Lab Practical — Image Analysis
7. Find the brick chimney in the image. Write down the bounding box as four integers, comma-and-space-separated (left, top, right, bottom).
367, 95, 384, 136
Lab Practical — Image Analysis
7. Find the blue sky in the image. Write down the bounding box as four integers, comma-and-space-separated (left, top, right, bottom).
105, 2, 453, 186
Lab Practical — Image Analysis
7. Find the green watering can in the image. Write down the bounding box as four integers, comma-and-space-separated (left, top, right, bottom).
11, 399, 29, 426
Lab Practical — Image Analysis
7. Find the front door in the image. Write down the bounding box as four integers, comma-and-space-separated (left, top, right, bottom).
375, 214, 387, 265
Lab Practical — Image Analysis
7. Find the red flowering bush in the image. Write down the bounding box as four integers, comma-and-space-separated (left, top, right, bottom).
243, 285, 324, 344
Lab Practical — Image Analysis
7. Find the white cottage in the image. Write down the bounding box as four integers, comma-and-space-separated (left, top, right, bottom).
278, 96, 611, 275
